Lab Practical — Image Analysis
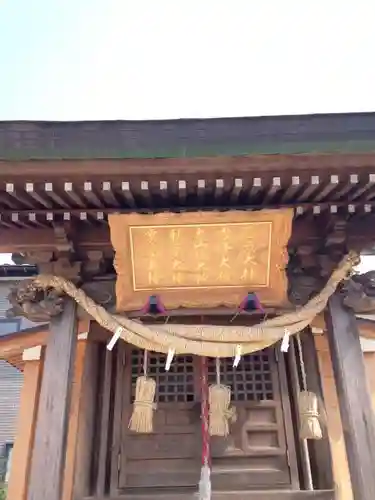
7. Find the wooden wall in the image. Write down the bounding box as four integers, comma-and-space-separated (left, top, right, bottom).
0, 278, 43, 458
315, 335, 375, 500
364, 351, 375, 411
7, 323, 88, 500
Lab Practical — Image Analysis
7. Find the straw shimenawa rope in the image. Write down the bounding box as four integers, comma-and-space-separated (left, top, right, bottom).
31, 252, 358, 357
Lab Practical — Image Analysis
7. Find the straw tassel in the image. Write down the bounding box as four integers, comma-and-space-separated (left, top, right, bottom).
128, 350, 157, 433
296, 335, 326, 440
208, 358, 236, 437
298, 390, 323, 440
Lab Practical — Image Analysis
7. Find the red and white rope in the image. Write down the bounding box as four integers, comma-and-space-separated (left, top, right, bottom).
200, 356, 210, 466
199, 356, 211, 499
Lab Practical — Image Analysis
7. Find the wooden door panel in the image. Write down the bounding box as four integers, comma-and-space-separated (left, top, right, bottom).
124, 459, 200, 489
208, 351, 292, 489
119, 349, 201, 491
212, 469, 290, 490
126, 430, 200, 460
118, 346, 297, 494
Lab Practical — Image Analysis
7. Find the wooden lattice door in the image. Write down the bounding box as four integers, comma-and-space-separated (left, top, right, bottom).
208, 350, 298, 490
119, 350, 202, 492
118, 346, 298, 495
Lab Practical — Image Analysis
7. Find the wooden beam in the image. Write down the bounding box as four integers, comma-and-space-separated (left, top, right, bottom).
334, 173, 359, 200
82, 489, 336, 500
324, 293, 375, 500
229, 178, 243, 203
296, 175, 320, 202
64, 182, 85, 207
25, 182, 52, 209
314, 175, 339, 202
351, 173, 375, 201
83, 181, 103, 207
0, 210, 374, 255
0, 225, 110, 252
101, 181, 120, 207
263, 176, 281, 203
7, 357, 43, 500
1, 153, 375, 179
178, 179, 187, 204
44, 182, 70, 208
120, 181, 136, 208
140, 180, 152, 207
248, 176, 262, 200
281, 175, 301, 202
0, 321, 86, 359
158, 180, 168, 202
27, 299, 78, 500
312, 316, 375, 342
197, 179, 206, 203
214, 178, 225, 200
0, 327, 48, 360
313, 314, 375, 341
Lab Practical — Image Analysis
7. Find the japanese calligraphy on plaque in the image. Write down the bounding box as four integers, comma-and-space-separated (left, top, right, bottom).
109, 209, 293, 311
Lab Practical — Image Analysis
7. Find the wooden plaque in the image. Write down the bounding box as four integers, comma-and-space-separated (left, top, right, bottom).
109, 209, 293, 311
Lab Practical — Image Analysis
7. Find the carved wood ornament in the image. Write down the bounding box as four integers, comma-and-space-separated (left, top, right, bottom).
342, 271, 375, 313
7, 279, 116, 323
7, 279, 65, 323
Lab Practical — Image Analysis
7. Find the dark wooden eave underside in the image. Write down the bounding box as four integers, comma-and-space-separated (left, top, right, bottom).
1, 154, 375, 230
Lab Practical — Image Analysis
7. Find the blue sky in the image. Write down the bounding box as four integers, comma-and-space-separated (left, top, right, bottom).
1, 1, 375, 121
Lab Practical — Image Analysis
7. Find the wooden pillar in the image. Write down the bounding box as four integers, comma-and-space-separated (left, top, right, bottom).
364, 351, 375, 412
72, 340, 99, 499
299, 330, 334, 490
27, 299, 78, 500
325, 293, 375, 500
62, 326, 90, 500
315, 334, 353, 500
7, 347, 43, 500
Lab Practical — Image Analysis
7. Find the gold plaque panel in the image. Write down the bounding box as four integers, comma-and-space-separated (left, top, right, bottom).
109, 210, 293, 311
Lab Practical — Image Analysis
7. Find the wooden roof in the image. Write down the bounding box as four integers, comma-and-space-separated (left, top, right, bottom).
2, 112, 375, 159
1, 112, 375, 260
1, 113, 375, 229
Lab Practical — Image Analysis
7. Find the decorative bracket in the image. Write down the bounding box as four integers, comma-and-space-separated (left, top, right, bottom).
7, 279, 65, 323
342, 271, 375, 313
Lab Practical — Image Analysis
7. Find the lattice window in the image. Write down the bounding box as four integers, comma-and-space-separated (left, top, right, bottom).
131, 349, 196, 403
207, 350, 274, 401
